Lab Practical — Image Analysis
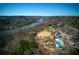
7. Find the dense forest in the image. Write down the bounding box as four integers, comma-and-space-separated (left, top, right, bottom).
0, 16, 41, 31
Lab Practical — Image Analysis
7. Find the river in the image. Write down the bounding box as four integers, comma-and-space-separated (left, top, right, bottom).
0, 18, 44, 36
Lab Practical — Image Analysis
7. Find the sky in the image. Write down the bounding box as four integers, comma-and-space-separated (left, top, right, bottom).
0, 3, 79, 16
